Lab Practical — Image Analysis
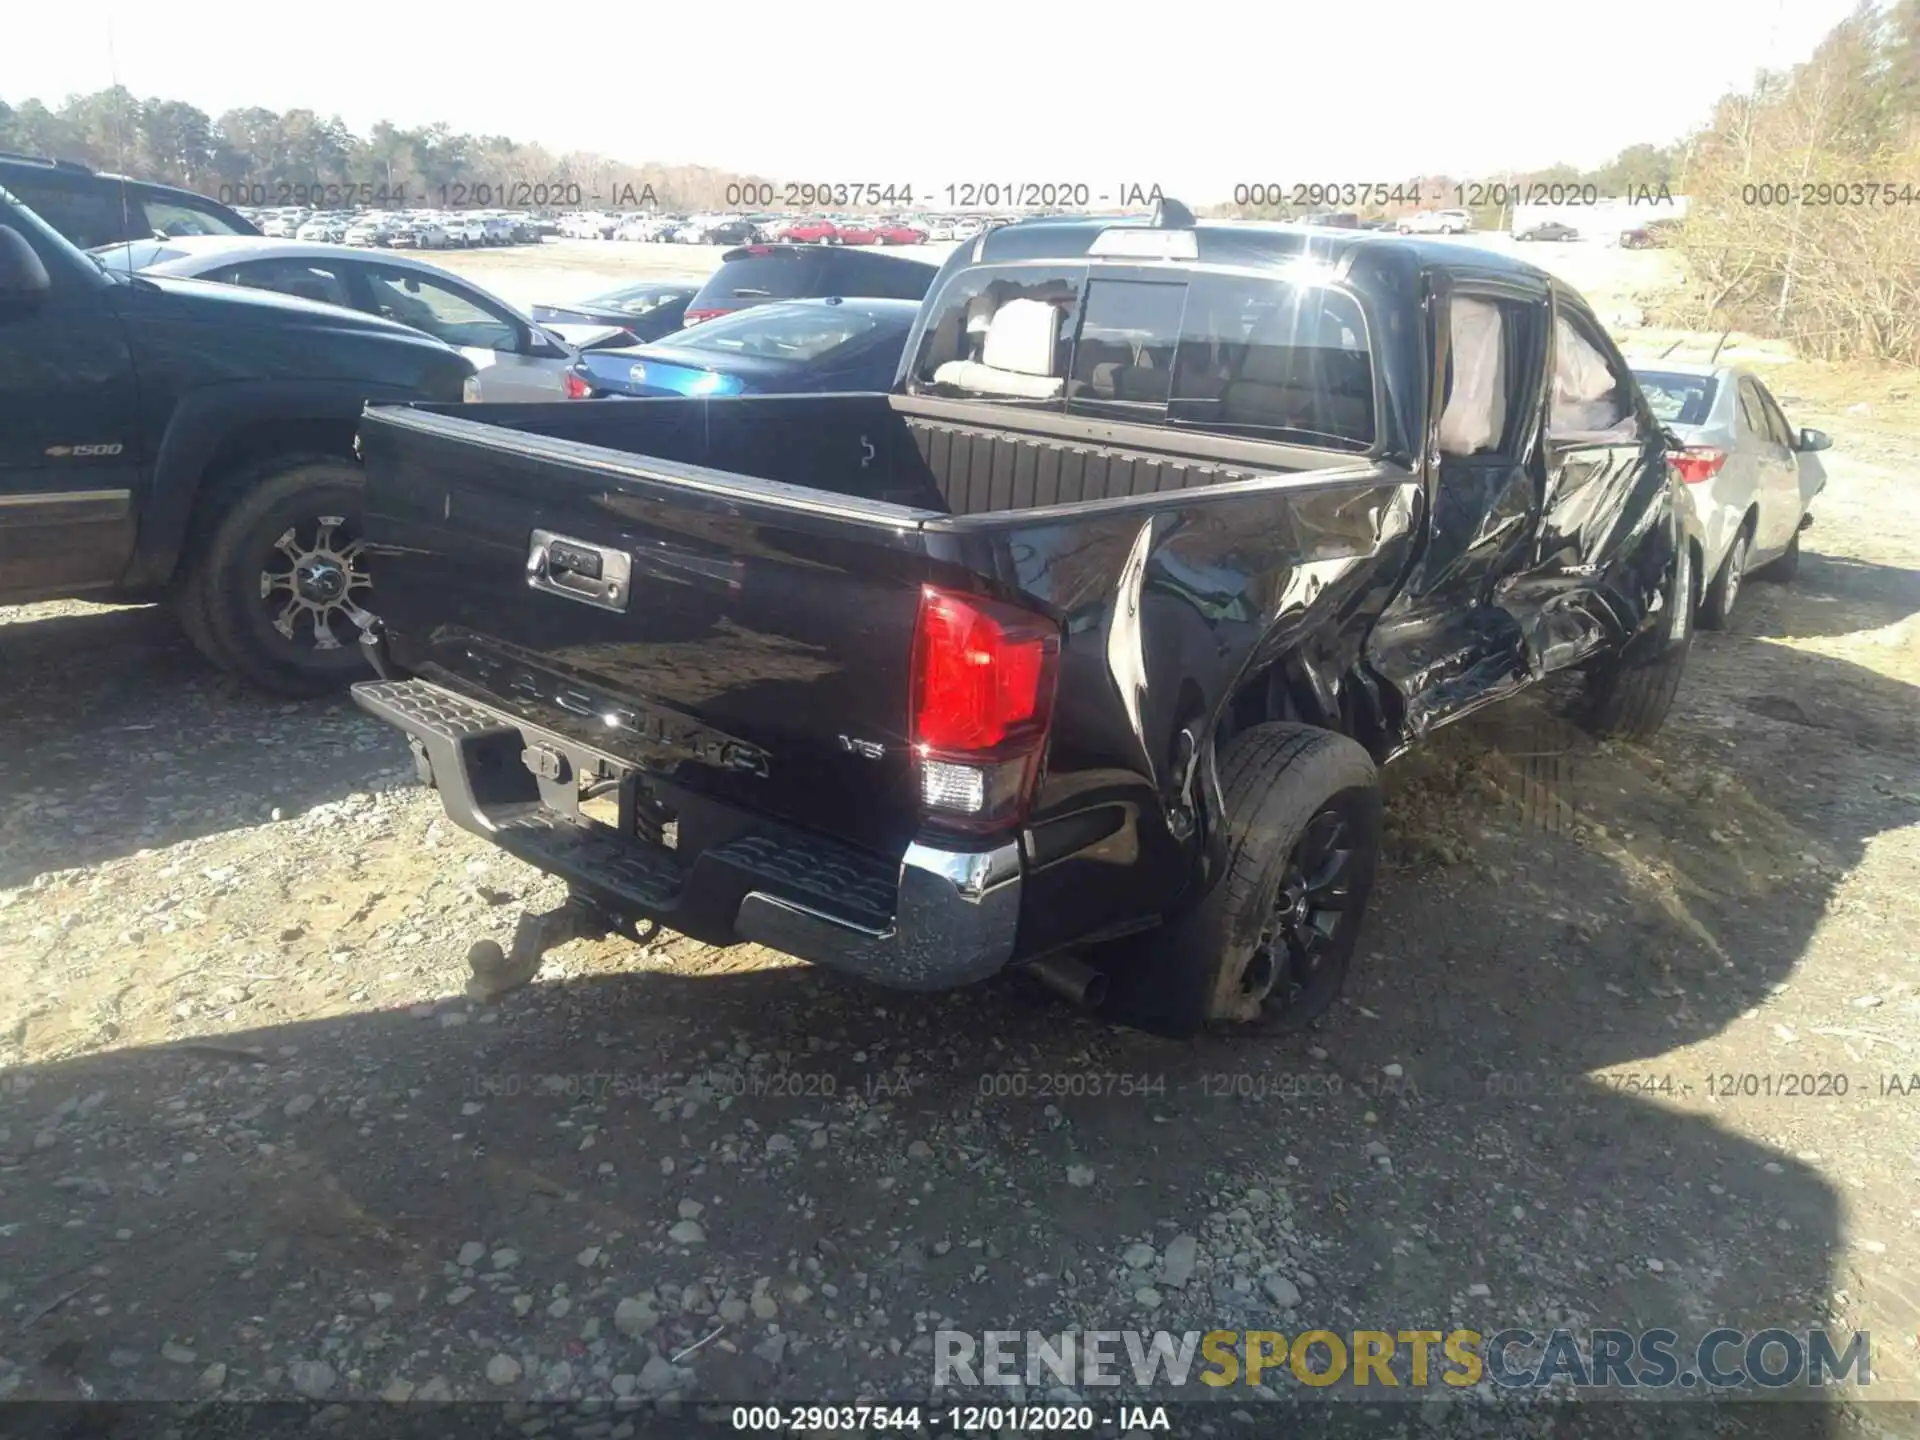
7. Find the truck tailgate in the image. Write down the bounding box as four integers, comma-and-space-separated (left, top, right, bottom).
357, 405, 940, 859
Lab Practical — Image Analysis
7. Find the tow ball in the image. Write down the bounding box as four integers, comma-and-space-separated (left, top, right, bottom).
463, 890, 657, 1001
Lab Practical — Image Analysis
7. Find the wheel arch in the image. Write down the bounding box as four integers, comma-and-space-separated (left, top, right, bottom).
175, 420, 361, 576
127, 382, 416, 591
1214, 639, 1390, 761
1186, 640, 1389, 915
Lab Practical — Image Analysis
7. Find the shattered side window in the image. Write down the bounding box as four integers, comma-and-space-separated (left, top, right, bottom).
1549, 312, 1641, 443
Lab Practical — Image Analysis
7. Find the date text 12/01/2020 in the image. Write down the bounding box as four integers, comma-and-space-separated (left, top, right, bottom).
211, 179, 1173, 210
1230, 181, 1680, 208
215, 180, 654, 209
727, 1406, 1169, 1432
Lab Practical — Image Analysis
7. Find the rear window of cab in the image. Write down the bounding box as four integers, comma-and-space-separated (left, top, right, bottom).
907, 264, 1377, 451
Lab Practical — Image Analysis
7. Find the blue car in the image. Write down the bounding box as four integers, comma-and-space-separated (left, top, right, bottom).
570, 296, 919, 398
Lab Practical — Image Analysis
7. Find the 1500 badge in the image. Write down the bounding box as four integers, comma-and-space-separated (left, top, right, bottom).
45, 443, 125, 457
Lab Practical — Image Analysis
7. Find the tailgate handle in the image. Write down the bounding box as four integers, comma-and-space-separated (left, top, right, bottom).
527, 529, 632, 613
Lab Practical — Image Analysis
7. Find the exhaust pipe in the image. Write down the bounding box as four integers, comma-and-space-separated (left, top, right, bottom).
1025, 954, 1109, 1009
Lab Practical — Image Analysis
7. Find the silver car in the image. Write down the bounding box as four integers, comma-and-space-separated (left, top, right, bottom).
1632, 361, 1831, 626
90, 235, 600, 402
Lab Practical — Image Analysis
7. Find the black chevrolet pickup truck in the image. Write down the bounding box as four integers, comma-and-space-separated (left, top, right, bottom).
350, 204, 1696, 1034
0, 183, 472, 694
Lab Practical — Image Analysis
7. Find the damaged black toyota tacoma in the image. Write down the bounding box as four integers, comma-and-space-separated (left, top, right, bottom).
348, 202, 1697, 1034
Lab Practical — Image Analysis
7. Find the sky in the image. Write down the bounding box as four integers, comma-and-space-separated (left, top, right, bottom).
0, 0, 1867, 203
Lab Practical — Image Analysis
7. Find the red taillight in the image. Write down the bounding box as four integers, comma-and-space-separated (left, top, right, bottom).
562, 370, 593, 400
682, 307, 727, 324
910, 586, 1059, 830
1667, 447, 1728, 484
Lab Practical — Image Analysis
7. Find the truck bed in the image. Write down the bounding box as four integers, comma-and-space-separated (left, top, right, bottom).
446, 391, 1355, 516
353, 393, 1417, 982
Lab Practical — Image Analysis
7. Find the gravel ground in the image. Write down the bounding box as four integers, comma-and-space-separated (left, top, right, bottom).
1, 390, 1917, 1437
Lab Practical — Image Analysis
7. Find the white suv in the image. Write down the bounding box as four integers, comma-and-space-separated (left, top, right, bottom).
1399, 209, 1473, 235
445, 215, 487, 247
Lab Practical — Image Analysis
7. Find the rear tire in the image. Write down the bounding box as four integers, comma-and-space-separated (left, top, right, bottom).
1582, 537, 1693, 741
1698, 527, 1750, 630
1102, 724, 1381, 1038
181, 456, 374, 697
1754, 530, 1801, 583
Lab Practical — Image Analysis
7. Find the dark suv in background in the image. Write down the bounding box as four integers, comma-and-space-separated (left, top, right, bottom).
0, 152, 259, 249
682, 242, 937, 324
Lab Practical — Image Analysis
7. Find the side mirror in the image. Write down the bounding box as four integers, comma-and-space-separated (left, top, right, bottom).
1797, 426, 1832, 452
0, 226, 53, 306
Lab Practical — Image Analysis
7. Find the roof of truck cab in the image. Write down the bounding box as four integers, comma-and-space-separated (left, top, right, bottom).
975, 215, 1558, 287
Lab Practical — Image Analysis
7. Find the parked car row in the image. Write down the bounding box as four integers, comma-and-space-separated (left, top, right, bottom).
239, 206, 545, 249
555, 209, 1004, 247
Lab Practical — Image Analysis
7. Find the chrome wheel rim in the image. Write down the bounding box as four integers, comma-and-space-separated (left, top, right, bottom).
259, 514, 372, 651
1724, 536, 1746, 615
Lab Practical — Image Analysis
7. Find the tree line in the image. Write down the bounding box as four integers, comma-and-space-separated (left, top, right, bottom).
0, 88, 773, 212
5, 2, 1918, 365
1675, 0, 1920, 365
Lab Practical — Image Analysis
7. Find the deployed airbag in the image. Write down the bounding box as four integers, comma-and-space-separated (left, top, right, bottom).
1439, 296, 1507, 455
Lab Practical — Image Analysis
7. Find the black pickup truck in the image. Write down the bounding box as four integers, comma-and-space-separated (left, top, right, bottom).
350, 205, 1696, 1034
0, 183, 472, 694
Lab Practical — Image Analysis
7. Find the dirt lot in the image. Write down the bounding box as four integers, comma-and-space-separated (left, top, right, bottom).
1, 235, 1917, 1439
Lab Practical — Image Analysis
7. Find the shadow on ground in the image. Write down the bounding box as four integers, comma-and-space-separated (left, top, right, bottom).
1735, 553, 1920, 642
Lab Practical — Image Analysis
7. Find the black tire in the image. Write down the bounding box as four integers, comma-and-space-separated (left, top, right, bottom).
1103, 724, 1381, 1037
172, 548, 234, 673
1698, 526, 1750, 630
1582, 538, 1693, 740
182, 455, 373, 697
1754, 529, 1801, 583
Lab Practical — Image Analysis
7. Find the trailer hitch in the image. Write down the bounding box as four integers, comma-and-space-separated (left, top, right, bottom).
464, 890, 654, 1001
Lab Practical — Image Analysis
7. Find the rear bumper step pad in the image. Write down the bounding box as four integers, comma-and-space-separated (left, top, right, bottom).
353, 678, 1020, 989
